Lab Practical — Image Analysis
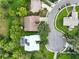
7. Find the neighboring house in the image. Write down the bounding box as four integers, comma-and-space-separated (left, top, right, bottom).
63, 6, 79, 31
20, 35, 40, 51
24, 16, 40, 31
30, 0, 42, 13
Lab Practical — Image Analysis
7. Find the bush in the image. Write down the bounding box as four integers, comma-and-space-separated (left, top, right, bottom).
0, 0, 9, 9
16, 7, 27, 17
10, 19, 22, 41
39, 8, 48, 17
49, 0, 58, 3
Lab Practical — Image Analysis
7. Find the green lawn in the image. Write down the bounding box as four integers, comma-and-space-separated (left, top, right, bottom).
1, 0, 79, 59
55, 6, 79, 38
58, 54, 79, 59
56, 6, 72, 33
59, 54, 71, 59
0, 8, 8, 36
76, 6, 79, 18
47, 52, 54, 59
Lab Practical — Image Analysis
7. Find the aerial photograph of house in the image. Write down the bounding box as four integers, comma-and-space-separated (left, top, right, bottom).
20, 35, 40, 51
0, 0, 79, 59
63, 6, 79, 31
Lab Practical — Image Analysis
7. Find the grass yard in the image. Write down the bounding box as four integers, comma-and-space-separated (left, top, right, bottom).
76, 6, 79, 18
58, 54, 79, 59
0, 0, 54, 59
0, 8, 8, 36
55, 6, 79, 38
0, 19, 8, 36
47, 52, 54, 59
30, 47, 54, 59
56, 6, 72, 33
59, 54, 71, 59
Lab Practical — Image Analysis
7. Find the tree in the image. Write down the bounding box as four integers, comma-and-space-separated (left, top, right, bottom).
12, 49, 24, 59
16, 7, 27, 17
10, 19, 22, 41
42, 0, 51, 6
38, 21, 50, 45
63, 26, 79, 53
8, 0, 13, 4
39, 8, 48, 17
8, 8, 15, 16
49, 0, 58, 3
0, 0, 9, 9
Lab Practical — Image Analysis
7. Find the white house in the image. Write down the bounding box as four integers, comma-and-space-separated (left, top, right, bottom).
63, 6, 79, 31
20, 35, 40, 51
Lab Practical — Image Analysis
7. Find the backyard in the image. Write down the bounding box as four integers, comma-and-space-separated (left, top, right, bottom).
58, 53, 79, 59
0, 19, 8, 36
0, 0, 54, 59
55, 6, 73, 33
0, 8, 9, 36
0, 0, 79, 59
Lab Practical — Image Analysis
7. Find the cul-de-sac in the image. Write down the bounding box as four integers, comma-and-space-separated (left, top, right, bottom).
0, 0, 79, 59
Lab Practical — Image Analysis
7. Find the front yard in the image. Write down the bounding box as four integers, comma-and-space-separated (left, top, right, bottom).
55, 6, 72, 33
55, 6, 79, 39
58, 54, 79, 59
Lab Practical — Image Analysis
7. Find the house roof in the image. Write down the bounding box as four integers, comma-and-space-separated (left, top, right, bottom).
63, 17, 78, 26
63, 11, 79, 30
24, 16, 40, 31
20, 35, 40, 51
30, 0, 42, 12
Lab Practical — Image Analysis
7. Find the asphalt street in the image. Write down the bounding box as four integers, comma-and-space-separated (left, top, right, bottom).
47, 0, 79, 52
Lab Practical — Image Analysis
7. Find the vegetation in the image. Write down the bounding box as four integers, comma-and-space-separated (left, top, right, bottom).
1, 0, 79, 59
39, 8, 48, 17
58, 53, 79, 59
49, 0, 58, 3
16, 7, 27, 16
56, 6, 79, 52
0, 18, 8, 36
56, 6, 72, 33
42, 0, 51, 6
0, 0, 55, 59
38, 21, 50, 45
10, 18, 22, 41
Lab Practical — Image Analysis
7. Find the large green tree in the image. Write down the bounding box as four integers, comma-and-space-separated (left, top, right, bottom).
49, 0, 58, 3
38, 21, 50, 45
64, 26, 79, 53
16, 7, 27, 17
10, 19, 22, 41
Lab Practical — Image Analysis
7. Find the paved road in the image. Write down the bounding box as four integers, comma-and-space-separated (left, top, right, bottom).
47, 0, 79, 52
